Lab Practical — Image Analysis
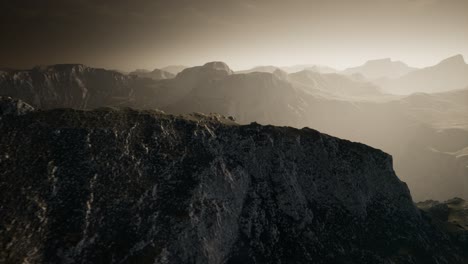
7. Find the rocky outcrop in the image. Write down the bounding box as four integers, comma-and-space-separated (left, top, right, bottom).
0, 103, 465, 263
0, 64, 154, 109
0, 63, 467, 202
0, 96, 35, 117
417, 198, 468, 259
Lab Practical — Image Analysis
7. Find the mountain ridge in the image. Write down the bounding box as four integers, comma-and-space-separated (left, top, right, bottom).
0, 103, 466, 263
378, 55, 468, 94
343, 58, 417, 80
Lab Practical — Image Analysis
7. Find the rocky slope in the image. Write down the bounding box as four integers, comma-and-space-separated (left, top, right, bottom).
417, 198, 468, 259
0, 100, 466, 263
0, 64, 154, 109
0, 62, 467, 201
0, 96, 35, 117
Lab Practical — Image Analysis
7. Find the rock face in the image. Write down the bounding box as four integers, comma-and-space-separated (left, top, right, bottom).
0, 103, 465, 263
0, 64, 153, 109
1, 62, 467, 202
0, 96, 35, 117
417, 198, 468, 258
343, 58, 417, 80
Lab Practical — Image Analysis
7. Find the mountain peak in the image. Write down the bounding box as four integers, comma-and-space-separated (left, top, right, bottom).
366, 58, 392, 64
175, 61, 233, 82
437, 54, 466, 66
202, 61, 233, 74
161, 65, 187, 75
272, 68, 289, 80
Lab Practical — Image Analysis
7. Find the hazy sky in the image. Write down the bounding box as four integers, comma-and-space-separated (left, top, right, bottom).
1, 0, 467, 71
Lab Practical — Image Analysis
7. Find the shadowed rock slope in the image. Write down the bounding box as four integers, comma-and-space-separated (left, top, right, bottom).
417, 198, 468, 259
1, 62, 467, 201
0, 64, 154, 109
0, 96, 35, 117
0, 102, 465, 263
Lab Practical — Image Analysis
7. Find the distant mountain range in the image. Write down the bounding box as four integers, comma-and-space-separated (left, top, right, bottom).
288, 70, 381, 97
283, 64, 338, 74
236, 65, 280, 74
343, 58, 417, 80
129, 68, 175, 80
161, 65, 187, 75
127, 65, 187, 77
0, 64, 152, 109
377, 54, 468, 94
1, 59, 467, 201
238, 64, 338, 74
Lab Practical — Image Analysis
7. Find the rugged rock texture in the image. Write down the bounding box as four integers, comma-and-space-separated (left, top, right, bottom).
0, 96, 35, 117
1, 62, 467, 201
343, 58, 416, 80
0, 64, 154, 109
0, 103, 465, 263
417, 198, 468, 259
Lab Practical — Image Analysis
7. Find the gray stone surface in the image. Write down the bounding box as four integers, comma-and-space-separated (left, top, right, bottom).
0, 104, 465, 263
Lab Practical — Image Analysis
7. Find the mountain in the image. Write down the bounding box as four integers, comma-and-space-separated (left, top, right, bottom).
163, 71, 310, 125
0, 64, 154, 109
288, 70, 382, 97
397, 88, 468, 130
343, 58, 417, 80
417, 198, 468, 254
161, 65, 187, 75
282, 64, 338, 74
239, 65, 338, 74
1, 62, 466, 201
378, 55, 468, 94
158, 64, 466, 201
272, 68, 289, 81
236, 65, 280, 74
129, 68, 175, 80
163, 65, 468, 201
151, 62, 234, 106
0, 102, 466, 263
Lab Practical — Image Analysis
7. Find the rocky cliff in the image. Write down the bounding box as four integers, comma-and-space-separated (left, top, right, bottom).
0, 64, 153, 109
1, 63, 467, 202
0, 99, 465, 263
